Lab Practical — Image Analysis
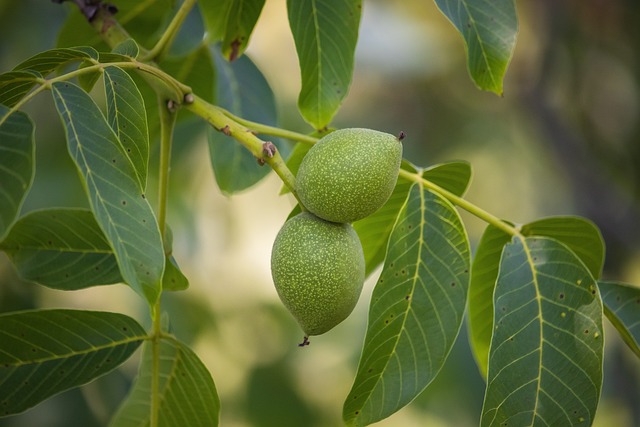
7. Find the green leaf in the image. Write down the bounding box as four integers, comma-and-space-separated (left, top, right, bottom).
422, 160, 472, 197
0, 47, 98, 108
51, 81, 164, 305
521, 216, 605, 279
77, 60, 102, 92
353, 172, 413, 277
344, 183, 471, 426
466, 224, 512, 380
0, 70, 41, 108
599, 281, 640, 359
0, 209, 122, 289
112, 39, 140, 58
434, 0, 518, 95
110, 337, 220, 427
279, 142, 312, 195
287, 0, 361, 128
198, 0, 233, 42
0, 106, 34, 240
13, 46, 98, 75
160, 44, 216, 105
223, 0, 266, 61
208, 50, 287, 194
158, 225, 189, 292
0, 309, 146, 417
104, 66, 150, 190
481, 237, 603, 426
163, 256, 189, 292
354, 160, 472, 276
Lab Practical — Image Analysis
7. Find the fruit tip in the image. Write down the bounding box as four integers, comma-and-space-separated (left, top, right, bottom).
397, 131, 406, 141
298, 336, 310, 347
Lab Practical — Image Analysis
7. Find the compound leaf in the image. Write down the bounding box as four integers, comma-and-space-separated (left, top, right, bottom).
0, 106, 34, 239
51, 81, 164, 305
110, 337, 220, 427
287, 0, 361, 129
344, 183, 470, 426
434, 0, 518, 95
481, 237, 603, 426
599, 281, 640, 359
0, 309, 146, 417
0, 209, 122, 289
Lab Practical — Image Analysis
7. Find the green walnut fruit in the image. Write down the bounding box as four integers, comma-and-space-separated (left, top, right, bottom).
296, 128, 403, 223
271, 212, 365, 341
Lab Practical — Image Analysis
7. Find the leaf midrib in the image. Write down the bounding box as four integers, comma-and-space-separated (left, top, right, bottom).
354, 183, 426, 421
459, 0, 498, 89
521, 236, 543, 426
52, 84, 139, 290
0, 334, 147, 366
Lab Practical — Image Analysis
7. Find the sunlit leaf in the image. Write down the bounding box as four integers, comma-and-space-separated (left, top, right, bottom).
434, 0, 518, 94
521, 216, 605, 279
208, 50, 287, 194
599, 281, 640, 359
481, 237, 603, 426
467, 224, 512, 380
0, 309, 146, 417
104, 66, 150, 190
0, 106, 34, 239
0, 209, 122, 289
344, 183, 470, 426
287, 0, 361, 128
110, 337, 219, 427
51, 81, 164, 305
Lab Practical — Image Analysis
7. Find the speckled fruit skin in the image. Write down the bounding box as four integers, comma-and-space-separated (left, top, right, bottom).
271, 212, 365, 336
295, 128, 403, 224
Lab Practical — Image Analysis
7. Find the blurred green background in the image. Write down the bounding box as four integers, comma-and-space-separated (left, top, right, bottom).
1, 0, 639, 426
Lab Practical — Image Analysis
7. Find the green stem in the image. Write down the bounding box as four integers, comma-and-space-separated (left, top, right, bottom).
0, 60, 190, 128
149, 98, 177, 427
220, 109, 319, 145
157, 98, 177, 239
142, 0, 197, 62
399, 169, 521, 237
185, 95, 301, 201
90, 5, 149, 56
